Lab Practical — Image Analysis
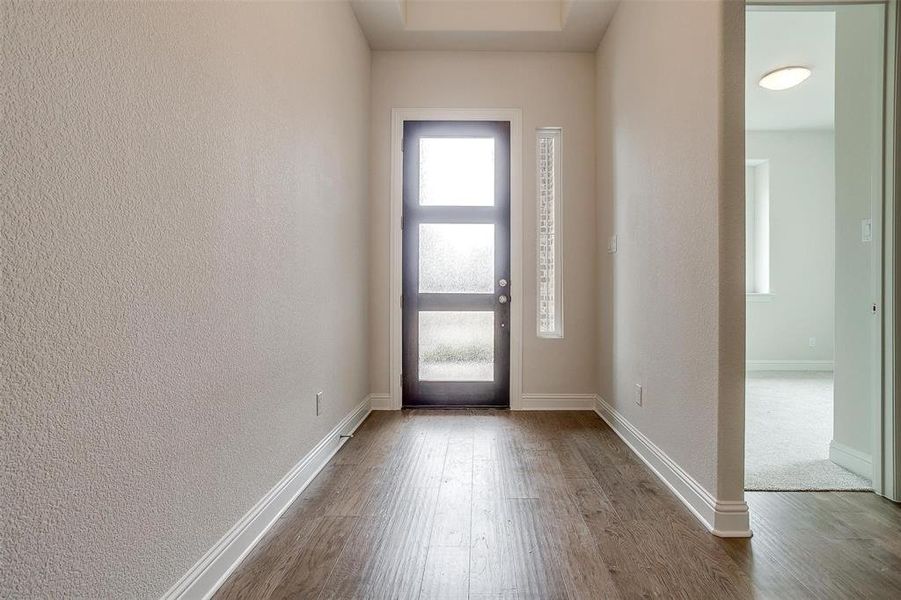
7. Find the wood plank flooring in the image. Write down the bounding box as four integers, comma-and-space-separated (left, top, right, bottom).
215, 410, 901, 599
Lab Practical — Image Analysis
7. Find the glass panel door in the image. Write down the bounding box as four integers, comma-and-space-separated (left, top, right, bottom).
402, 120, 511, 407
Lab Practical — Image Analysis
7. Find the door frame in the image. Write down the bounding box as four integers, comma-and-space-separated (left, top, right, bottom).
885, 0, 899, 501
389, 108, 523, 411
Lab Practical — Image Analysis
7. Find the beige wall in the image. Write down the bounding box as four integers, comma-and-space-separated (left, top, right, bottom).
596, 0, 746, 500
1, 2, 370, 598
746, 131, 836, 365
368, 51, 598, 395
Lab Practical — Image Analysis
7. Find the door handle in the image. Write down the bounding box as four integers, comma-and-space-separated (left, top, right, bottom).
499, 295, 508, 304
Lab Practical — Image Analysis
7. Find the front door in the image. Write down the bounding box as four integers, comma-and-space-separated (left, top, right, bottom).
402, 120, 511, 408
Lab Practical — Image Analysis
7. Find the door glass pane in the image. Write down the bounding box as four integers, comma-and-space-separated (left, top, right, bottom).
419, 311, 494, 381
420, 138, 495, 206
419, 223, 494, 293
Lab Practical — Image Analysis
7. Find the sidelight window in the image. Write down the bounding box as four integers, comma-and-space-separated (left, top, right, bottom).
537, 128, 563, 338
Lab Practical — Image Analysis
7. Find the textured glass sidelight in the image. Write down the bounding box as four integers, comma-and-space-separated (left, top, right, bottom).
537, 129, 563, 338
419, 138, 495, 206
419, 223, 494, 294
419, 311, 494, 381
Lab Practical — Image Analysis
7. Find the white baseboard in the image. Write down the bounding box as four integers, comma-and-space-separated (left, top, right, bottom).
829, 440, 873, 480
746, 360, 833, 372
369, 393, 393, 410
594, 396, 752, 538
161, 397, 372, 600
520, 393, 598, 410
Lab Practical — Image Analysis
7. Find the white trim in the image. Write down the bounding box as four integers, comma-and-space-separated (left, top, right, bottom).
882, 0, 899, 502
160, 397, 372, 600
369, 393, 393, 410
520, 393, 596, 410
829, 440, 874, 480
880, 0, 899, 502
868, 0, 888, 497
746, 360, 833, 372
389, 108, 524, 410
594, 396, 752, 538
745, 292, 774, 303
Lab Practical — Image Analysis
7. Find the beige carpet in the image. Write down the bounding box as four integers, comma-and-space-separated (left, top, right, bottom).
745, 371, 871, 491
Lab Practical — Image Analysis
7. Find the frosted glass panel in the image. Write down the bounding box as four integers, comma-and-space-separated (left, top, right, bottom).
419, 224, 494, 293
420, 138, 495, 206
419, 311, 494, 381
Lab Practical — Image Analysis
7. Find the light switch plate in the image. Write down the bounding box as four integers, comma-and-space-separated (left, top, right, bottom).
608, 235, 618, 254
634, 383, 642, 406
316, 391, 323, 416
862, 219, 873, 243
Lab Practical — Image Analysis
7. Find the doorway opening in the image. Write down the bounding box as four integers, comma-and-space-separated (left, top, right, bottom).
744, 3, 886, 491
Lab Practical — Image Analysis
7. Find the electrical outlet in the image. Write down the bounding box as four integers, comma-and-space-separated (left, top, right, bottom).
316, 391, 323, 416
634, 384, 643, 406
808, 337, 816, 348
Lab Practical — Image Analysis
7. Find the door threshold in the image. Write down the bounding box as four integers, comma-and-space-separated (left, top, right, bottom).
402, 405, 510, 410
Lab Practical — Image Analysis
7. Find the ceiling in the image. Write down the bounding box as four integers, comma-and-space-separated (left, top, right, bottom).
746, 9, 836, 131
350, 0, 620, 52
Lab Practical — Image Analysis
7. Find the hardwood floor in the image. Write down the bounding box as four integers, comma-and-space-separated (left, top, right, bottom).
215, 410, 901, 599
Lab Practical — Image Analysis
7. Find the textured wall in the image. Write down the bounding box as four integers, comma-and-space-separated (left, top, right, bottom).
1, 2, 370, 598
368, 51, 598, 395
746, 131, 836, 364
595, 0, 745, 499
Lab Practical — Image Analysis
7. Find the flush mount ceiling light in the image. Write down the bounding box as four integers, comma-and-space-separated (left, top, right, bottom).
759, 66, 812, 91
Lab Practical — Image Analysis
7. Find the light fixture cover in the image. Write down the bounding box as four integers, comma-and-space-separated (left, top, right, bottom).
759, 66, 812, 91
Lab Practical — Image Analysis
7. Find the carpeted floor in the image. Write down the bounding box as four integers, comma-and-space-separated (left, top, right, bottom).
745, 371, 871, 491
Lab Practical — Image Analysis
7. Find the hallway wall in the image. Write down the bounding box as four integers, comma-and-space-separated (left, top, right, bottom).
368, 50, 598, 396
1, 2, 370, 598
595, 0, 746, 508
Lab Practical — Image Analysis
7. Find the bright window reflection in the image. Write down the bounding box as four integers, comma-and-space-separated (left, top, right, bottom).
419, 223, 494, 294
419, 138, 495, 206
